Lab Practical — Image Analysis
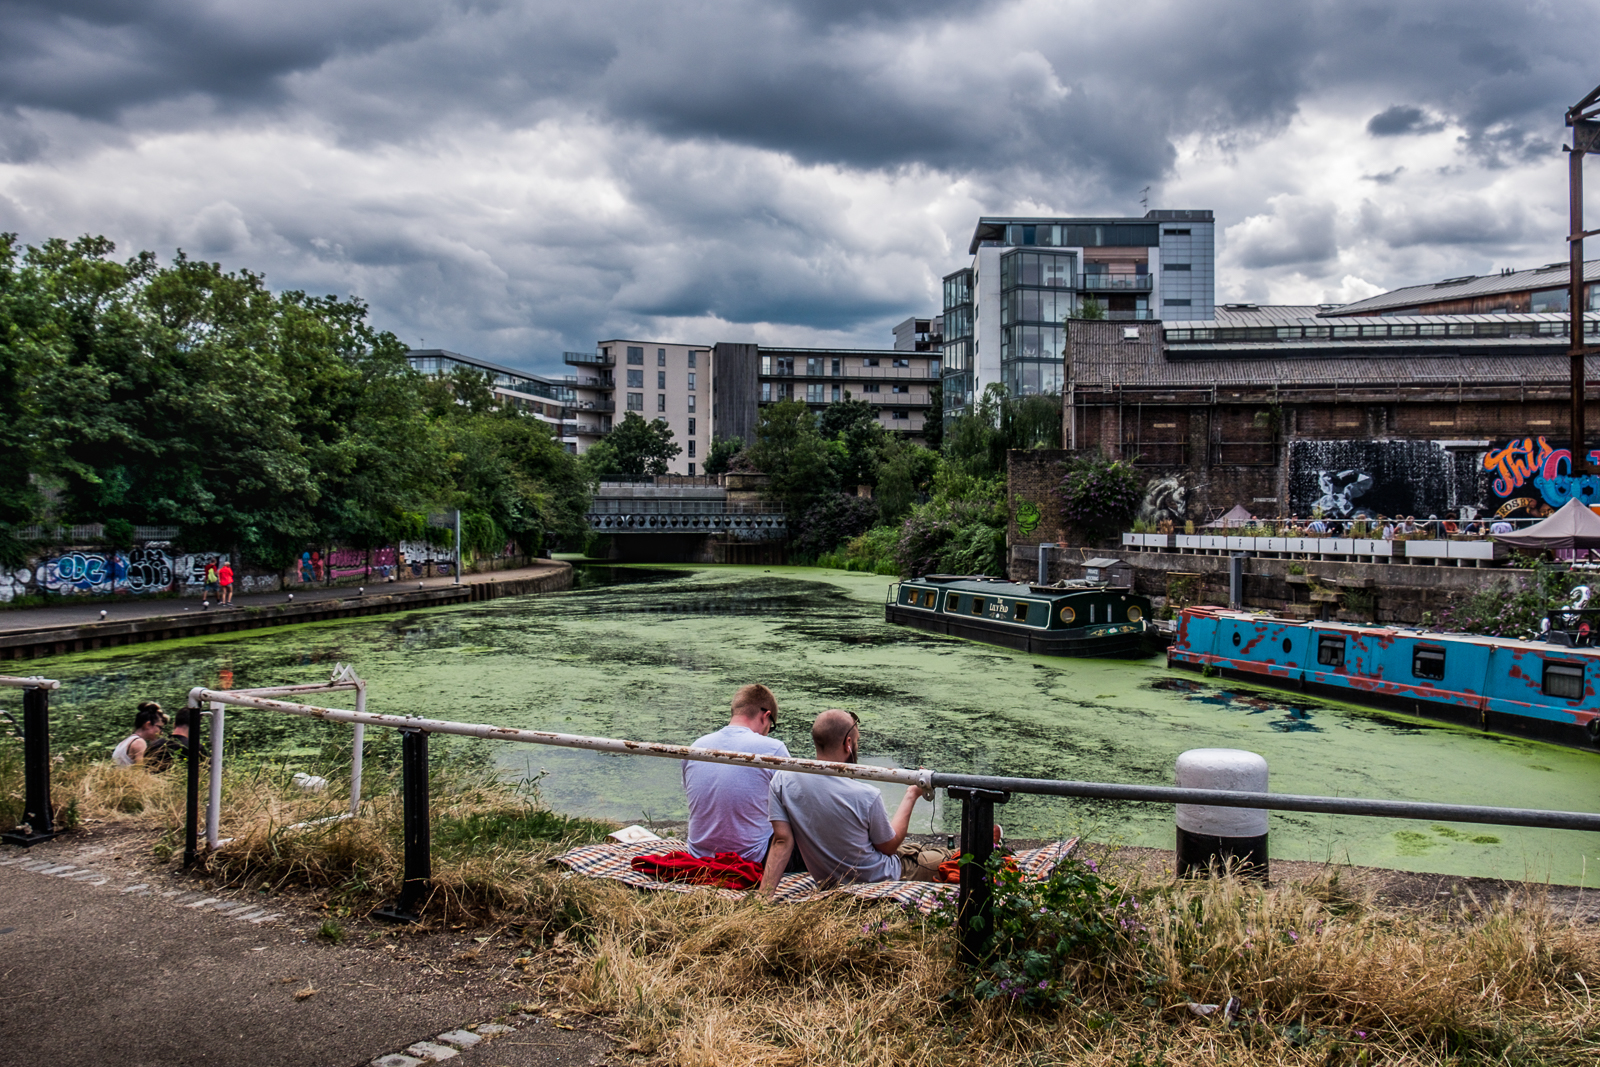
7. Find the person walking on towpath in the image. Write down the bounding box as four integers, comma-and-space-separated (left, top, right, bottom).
203, 558, 220, 604
682, 684, 791, 865
218, 559, 234, 606
758, 709, 948, 894
111, 702, 166, 766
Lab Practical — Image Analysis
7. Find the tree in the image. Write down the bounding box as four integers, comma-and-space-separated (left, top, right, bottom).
747, 399, 843, 516
875, 439, 941, 525
600, 412, 681, 478
1078, 296, 1106, 320
1058, 453, 1142, 545
702, 436, 745, 477
819, 397, 888, 489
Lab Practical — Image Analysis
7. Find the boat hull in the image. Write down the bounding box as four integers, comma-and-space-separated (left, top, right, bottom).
886, 604, 1158, 658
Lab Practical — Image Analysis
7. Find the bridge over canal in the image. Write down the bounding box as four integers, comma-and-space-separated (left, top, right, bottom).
585, 480, 787, 562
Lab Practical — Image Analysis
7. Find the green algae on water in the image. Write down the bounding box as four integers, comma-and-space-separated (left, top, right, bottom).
19, 563, 1600, 885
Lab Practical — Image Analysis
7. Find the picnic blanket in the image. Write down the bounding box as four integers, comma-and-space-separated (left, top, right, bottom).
554, 837, 1079, 915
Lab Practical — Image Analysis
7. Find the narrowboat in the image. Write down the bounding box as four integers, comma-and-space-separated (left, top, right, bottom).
1168, 606, 1600, 749
886, 575, 1161, 658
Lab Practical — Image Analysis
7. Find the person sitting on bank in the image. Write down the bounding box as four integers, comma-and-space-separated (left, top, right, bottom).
682, 684, 790, 865
758, 709, 946, 894
112, 703, 166, 766
145, 707, 208, 773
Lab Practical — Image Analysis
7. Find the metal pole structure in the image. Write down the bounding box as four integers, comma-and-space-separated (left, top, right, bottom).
1, 679, 62, 847
375, 728, 430, 923
205, 702, 225, 849
454, 509, 462, 585
350, 682, 366, 819
949, 786, 1008, 966
183, 696, 205, 867
1567, 83, 1600, 474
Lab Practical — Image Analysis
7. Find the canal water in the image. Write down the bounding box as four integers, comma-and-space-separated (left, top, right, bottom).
15, 564, 1600, 885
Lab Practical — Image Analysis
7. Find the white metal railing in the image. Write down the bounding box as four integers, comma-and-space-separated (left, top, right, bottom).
195, 665, 367, 850
1, 676, 61, 690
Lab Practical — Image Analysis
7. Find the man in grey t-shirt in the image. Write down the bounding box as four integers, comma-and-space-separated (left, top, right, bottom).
682, 684, 789, 863
758, 709, 942, 892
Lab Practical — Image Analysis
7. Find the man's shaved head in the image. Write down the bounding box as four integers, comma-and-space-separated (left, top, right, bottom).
811, 709, 860, 756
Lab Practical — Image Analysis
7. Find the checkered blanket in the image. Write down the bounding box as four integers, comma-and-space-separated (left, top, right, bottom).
551, 838, 1079, 915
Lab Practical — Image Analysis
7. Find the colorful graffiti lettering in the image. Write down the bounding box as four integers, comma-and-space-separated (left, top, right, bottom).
46, 552, 112, 592
1484, 436, 1600, 503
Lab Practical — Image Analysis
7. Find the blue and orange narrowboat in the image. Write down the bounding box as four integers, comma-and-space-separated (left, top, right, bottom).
1168, 606, 1600, 749
886, 575, 1160, 658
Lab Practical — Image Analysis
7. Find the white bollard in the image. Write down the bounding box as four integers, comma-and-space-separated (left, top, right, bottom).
1175, 748, 1268, 878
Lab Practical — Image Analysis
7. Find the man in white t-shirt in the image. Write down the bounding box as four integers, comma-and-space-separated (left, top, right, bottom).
758, 709, 942, 893
682, 684, 790, 864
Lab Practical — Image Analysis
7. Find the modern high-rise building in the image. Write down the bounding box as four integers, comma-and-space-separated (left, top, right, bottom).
406, 348, 577, 448
940, 209, 1214, 423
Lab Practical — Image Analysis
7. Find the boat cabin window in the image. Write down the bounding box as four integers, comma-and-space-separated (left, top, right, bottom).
1412, 646, 1445, 682
1059, 605, 1076, 623
1543, 661, 1585, 700
970, 597, 985, 616
944, 595, 961, 613
1013, 602, 1029, 621
1317, 634, 1346, 669
923, 591, 937, 608
1127, 605, 1143, 623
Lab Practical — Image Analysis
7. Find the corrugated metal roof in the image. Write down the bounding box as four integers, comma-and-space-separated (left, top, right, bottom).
1323, 261, 1600, 316
1065, 319, 1600, 389
1209, 305, 1324, 326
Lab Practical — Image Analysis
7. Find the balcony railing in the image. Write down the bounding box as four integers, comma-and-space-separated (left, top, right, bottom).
1079, 273, 1153, 292
571, 375, 614, 388
1106, 310, 1155, 321
763, 365, 939, 380
564, 423, 611, 437
563, 399, 616, 415
564, 351, 615, 366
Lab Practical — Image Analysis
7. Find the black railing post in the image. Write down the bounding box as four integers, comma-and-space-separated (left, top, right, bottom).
376, 728, 430, 923
182, 704, 206, 867
948, 786, 1009, 966
2, 686, 57, 847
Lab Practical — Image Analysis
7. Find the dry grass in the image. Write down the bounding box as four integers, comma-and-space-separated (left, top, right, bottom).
8, 753, 1597, 1066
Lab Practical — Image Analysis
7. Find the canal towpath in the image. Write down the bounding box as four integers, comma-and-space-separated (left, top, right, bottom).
0, 561, 574, 662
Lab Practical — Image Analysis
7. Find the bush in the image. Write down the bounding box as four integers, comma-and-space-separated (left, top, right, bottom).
791, 493, 880, 560
1440, 562, 1576, 638
1057, 454, 1142, 545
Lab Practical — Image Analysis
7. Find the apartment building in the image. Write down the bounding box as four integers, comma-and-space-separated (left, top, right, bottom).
710, 343, 941, 446
564, 340, 711, 475
891, 315, 943, 352
941, 209, 1215, 422
406, 348, 577, 448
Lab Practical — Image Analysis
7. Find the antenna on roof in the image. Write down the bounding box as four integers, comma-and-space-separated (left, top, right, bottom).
1140, 186, 1151, 211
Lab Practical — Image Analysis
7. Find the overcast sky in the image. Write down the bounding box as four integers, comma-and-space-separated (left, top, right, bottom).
2, 0, 1595, 377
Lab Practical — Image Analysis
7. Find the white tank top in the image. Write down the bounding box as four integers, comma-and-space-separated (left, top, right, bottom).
112, 734, 140, 766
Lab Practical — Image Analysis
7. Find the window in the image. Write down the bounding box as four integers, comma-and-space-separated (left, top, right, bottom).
1317, 634, 1346, 668
831, 384, 841, 402
688, 462, 695, 475
627, 346, 644, 364
831, 358, 841, 376
891, 410, 909, 420
807, 357, 825, 375
626, 392, 643, 410
945, 595, 961, 613
1013, 602, 1029, 621
657, 370, 666, 389
657, 394, 665, 412
687, 372, 696, 390
657, 349, 666, 366
1531, 288, 1570, 314
1163, 298, 1192, 307
970, 597, 984, 616
863, 358, 880, 367
805, 383, 825, 403
687, 350, 697, 368
892, 384, 909, 394
1163, 228, 1191, 236
1543, 662, 1584, 700
760, 356, 771, 375
861, 382, 880, 393
687, 394, 696, 412
1163, 263, 1192, 271
626, 369, 644, 388
774, 357, 793, 375
893, 358, 910, 367
688, 440, 696, 457
760, 382, 772, 402
1412, 646, 1445, 682
687, 417, 696, 434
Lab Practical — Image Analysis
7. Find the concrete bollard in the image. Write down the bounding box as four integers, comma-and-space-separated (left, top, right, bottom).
1175, 748, 1268, 878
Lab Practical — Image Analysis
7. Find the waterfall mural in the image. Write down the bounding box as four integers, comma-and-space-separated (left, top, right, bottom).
1288, 440, 1489, 520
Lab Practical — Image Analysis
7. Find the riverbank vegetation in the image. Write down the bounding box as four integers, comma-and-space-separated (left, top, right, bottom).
10, 753, 1597, 1066
0, 235, 589, 568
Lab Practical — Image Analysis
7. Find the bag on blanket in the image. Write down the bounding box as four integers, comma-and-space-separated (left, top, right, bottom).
630, 850, 764, 890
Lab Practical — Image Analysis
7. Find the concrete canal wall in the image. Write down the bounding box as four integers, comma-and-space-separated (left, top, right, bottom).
0, 565, 572, 662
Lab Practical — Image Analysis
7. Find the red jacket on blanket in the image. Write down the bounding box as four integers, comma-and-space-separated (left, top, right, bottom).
630, 851, 764, 890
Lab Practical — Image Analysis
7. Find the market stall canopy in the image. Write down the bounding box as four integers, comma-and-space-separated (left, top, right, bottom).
1207, 505, 1255, 528
1493, 498, 1600, 550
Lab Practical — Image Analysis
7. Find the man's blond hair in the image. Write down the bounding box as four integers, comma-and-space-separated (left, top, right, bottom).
730, 684, 778, 722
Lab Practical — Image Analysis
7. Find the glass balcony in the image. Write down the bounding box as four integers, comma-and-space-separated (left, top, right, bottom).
563, 399, 616, 415
1079, 273, 1153, 292
564, 350, 615, 366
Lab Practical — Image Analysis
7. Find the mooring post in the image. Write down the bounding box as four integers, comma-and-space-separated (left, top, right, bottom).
182, 704, 207, 867
1229, 553, 1246, 610
948, 785, 1009, 966
2, 685, 57, 847
1174, 748, 1269, 879
376, 727, 431, 923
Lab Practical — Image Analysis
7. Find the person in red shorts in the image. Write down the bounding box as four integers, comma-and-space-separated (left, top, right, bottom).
218, 559, 234, 606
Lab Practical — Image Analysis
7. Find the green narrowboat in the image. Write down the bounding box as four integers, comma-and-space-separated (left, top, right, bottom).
885, 575, 1160, 658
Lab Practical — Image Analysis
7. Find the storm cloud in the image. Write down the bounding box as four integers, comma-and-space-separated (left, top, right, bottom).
0, 0, 1594, 373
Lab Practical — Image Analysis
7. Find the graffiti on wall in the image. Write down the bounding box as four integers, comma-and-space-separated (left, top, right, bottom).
1136, 476, 1188, 525
1288, 439, 1487, 520
0, 543, 284, 602
1482, 437, 1600, 518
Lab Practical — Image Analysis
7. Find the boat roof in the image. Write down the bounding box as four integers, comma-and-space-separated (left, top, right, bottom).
905, 576, 1129, 598
1184, 606, 1600, 657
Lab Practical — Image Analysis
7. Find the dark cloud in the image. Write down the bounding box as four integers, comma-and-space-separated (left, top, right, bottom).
1367, 105, 1446, 137
1363, 167, 1406, 184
